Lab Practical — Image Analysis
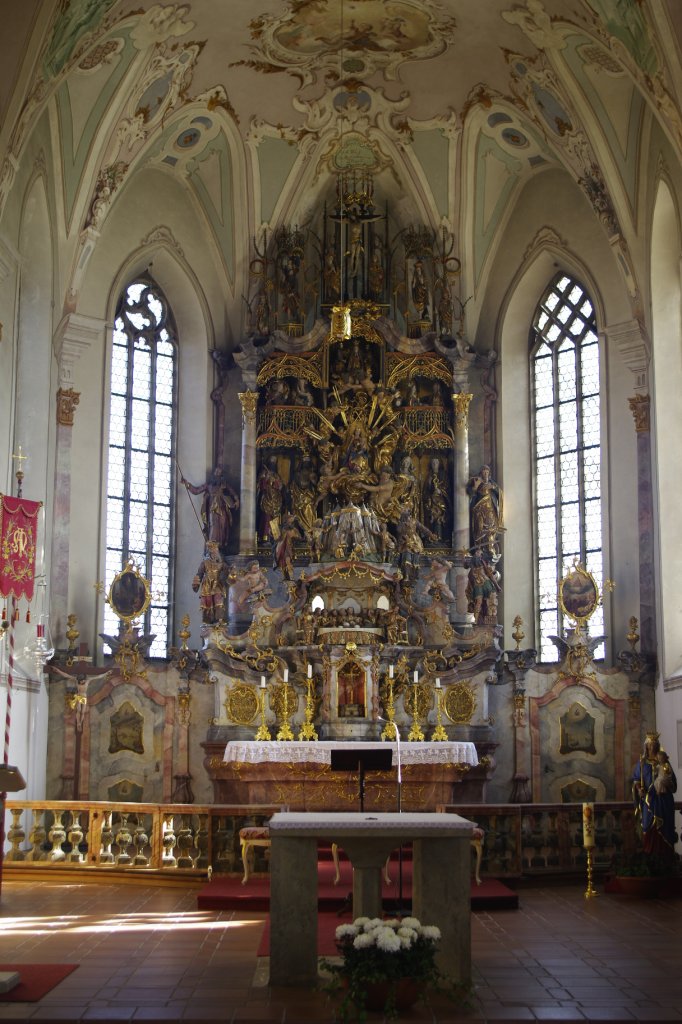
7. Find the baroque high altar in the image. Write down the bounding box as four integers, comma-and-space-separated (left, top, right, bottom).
195, 173, 503, 808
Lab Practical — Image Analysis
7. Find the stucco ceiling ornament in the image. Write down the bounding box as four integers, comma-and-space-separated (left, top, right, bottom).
130, 4, 196, 51
231, 0, 457, 86
506, 51, 620, 235
522, 225, 568, 264
84, 39, 205, 220
501, 0, 568, 53
293, 83, 452, 193
140, 225, 186, 260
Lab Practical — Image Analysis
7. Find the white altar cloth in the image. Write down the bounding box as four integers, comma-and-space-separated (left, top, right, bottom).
222, 739, 478, 766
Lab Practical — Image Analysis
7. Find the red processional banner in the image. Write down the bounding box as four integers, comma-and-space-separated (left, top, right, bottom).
0, 494, 41, 601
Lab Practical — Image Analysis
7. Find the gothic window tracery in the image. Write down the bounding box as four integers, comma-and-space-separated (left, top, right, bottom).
104, 277, 178, 657
531, 272, 604, 662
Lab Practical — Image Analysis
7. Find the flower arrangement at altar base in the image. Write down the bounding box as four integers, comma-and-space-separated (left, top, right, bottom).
322, 915, 443, 1020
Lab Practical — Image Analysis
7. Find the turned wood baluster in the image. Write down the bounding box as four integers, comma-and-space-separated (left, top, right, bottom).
195, 813, 210, 870
114, 812, 133, 865
132, 815, 150, 866
67, 811, 84, 863
214, 816, 233, 872
99, 811, 115, 864
6, 807, 25, 861
48, 808, 67, 861
28, 809, 47, 861
162, 813, 177, 867
175, 814, 195, 868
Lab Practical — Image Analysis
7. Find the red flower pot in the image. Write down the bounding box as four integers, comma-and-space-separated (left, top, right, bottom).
363, 977, 422, 1012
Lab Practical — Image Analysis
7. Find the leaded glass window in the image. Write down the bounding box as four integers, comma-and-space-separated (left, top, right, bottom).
531, 273, 604, 661
104, 278, 177, 657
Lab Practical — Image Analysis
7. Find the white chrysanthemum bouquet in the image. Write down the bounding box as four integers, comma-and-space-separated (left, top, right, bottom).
323, 916, 442, 1020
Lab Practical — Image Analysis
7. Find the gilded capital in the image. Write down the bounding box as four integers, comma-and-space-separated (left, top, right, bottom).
56, 387, 81, 426
453, 392, 473, 428
628, 393, 650, 433
238, 390, 258, 424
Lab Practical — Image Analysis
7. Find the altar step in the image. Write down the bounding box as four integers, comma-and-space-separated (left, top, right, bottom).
197, 855, 518, 912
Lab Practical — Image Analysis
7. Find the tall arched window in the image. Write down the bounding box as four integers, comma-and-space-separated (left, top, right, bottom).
531, 273, 604, 662
104, 278, 177, 657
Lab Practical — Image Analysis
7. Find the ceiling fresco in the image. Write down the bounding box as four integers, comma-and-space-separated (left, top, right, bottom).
234, 0, 457, 82
1, 0, 681, 331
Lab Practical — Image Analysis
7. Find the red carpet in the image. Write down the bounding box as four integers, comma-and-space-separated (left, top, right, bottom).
0, 964, 78, 1001
198, 852, 518, 914
256, 893, 516, 957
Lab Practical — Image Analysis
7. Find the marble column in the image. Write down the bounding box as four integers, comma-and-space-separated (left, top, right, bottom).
452, 393, 472, 551
452, 393, 473, 622
238, 391, 259, 555
608, 318, 656, 653
51, 314, 105, 633
628, 394, 656, 652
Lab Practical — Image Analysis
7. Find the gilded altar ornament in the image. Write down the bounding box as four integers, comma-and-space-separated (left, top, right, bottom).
430, 678, 448, 741
626, 615, 640, 652
406, 678, 430, 742
225, 684, 260, 726
381, 667, 397, 740
453, 391, 473, 428
64, 612, 80, 665
272, 680, 296, 741
444, 681, 477, 724
298, 669, 319, 740
330, 304, 352, 341
628, 393, 650, 433
254, 681, 272, 740
512, 614, 525, 650
56, 386, 80, 426
238, 390, 259, 425
177, 688, 191, 726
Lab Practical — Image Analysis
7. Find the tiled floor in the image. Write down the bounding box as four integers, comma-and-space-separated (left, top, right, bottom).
0, 878, 681, 1022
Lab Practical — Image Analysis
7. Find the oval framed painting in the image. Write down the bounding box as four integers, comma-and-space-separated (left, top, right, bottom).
559, 565, 599, 623
108, 561, 151, 622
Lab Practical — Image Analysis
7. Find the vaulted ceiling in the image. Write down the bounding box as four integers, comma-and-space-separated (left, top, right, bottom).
2, 0, 682, 343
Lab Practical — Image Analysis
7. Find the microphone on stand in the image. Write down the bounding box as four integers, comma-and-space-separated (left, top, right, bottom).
377, 716, 405, 916
377, 716, 402, 813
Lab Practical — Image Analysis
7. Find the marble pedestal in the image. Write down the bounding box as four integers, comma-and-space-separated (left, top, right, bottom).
268, 810, 474, 987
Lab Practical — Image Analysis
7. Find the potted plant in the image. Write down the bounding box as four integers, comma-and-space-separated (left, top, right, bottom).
611, 851, 677, 897
322, 915, 442, 1020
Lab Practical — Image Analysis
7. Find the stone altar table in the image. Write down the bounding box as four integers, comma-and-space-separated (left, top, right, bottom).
268, 810, 475, 987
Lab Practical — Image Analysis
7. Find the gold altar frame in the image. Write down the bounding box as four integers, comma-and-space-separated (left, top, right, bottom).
108, 560, 151, 623
558, 564, 599, 625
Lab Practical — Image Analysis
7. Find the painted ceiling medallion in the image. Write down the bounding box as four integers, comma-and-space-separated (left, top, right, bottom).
237, 0, 457, 83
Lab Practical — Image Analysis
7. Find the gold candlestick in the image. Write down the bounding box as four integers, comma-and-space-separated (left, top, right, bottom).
254, 686, 271, 741
584, 847, 598, 899
407, 682, 425, 742
430, 682, 448, 741
582, 802, 598, 898
298, 673, 318, 740
276, 681, 295, 741
381, 674, 397, 740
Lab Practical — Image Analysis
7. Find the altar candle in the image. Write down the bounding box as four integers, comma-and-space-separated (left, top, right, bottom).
260, 675, 266, 689
413, 670, 418, 683
389, 664, 394, 679
283, 668, 289, 682
307, 663, 312, 678
582, 802, 595, 848
435, 677, 441, 688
